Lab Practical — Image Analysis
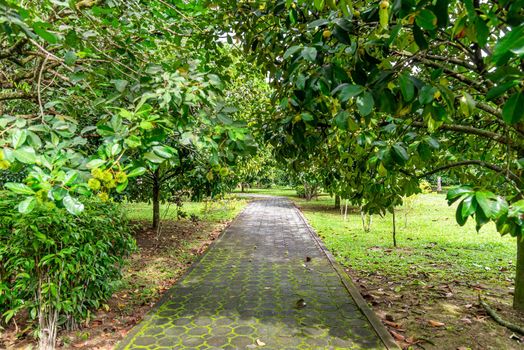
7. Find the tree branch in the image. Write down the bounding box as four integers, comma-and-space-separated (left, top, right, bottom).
0, 91, 35, 101
410, 121, 524, 153
417, 160, 521, 186
418, 58, 489, 93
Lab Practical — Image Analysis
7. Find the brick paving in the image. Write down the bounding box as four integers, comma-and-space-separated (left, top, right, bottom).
117, 197, 392, 349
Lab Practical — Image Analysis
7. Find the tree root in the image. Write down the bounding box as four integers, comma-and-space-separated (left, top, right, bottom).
479, 296, 524, 336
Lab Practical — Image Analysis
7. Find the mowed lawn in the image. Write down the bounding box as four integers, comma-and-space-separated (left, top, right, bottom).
124, 196, 247, 223
296, 192, 515, 285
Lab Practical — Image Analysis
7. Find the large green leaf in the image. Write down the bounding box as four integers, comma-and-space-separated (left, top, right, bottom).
419, 86, 436, 104
283, 45, 302, 59
399, 74, 414, 102
334, 110, 349, 130
492, 24, 524, 65
502, 91, 524, 124
475, 191, 508, 219
416, 9, 437, 30
5, 182, 35, 195
62, 195, 84, 215
143, 152, 165, 164
391, 143, 409, 165
152, 145, 176, 159
127, 167, 147, 178
86, 159, 105, 169
337, 84, 364, 102
301, 47, 317, 62
11, 129, 27, 149
486, 80, 519, 101
413, 24, 428, 49
18, 196, 36, 214
63, 170, 78, 186
13, 147, 37, 164
356, 92, 374, 116
446, 186, 474, 204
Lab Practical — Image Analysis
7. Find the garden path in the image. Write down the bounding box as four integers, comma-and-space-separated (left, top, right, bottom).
117, 197, 397, 350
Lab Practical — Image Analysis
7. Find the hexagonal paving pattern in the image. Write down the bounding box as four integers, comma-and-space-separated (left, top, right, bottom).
117, 198, 389, 350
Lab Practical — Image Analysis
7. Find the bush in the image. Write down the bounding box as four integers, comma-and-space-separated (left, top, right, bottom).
419, 179, 433, 194
295, 183, 320, 200
0, 193, 135, 348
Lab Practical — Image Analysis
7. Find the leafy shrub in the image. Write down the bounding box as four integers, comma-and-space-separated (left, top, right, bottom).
0, 193, 135, 347
295, 183, 319, 200
419, 179, 433, 194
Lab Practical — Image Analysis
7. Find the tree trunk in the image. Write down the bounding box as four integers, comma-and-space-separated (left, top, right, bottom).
514, 237, 524, 310
437, 176, 442, 192
334, 195, 340, 210
241, 182, 245, 192
152, 168, 160, 230
392, 208, 397, 247
361, 211, 372, 232
38, 308, 58, 350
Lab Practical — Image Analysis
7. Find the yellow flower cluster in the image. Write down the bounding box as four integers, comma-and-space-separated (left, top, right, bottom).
88, 168, 128, 201
0, 150, 11, 170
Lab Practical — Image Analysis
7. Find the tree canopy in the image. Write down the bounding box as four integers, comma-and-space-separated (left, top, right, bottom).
1, 1, 524, 348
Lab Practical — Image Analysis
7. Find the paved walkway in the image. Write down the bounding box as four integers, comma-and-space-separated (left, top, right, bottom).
117, 197, 396, 350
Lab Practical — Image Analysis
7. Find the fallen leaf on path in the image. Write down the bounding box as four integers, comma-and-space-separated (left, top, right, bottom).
428, 320, 445, 327
460, 317, 472, 324
256, 339, 266, 346
295, 298, 306, 309
390, 330, 405, 341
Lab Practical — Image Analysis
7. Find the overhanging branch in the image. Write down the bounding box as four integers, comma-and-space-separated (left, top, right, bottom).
410, 121, 524, 153
418, 160, 522, 186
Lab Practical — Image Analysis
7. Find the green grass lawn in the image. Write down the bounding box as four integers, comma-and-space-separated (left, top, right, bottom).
232, 186, 297, 198
124, 196, 247, 223
297, 193, 516, 285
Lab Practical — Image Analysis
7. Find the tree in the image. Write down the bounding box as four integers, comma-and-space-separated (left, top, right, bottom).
0, 1, 255, 348
213, 1, 524, 308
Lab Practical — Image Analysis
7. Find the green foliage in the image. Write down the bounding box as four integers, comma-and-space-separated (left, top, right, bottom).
213, 0, 523, 231
212, 0, 524, 308
0, 1, 258, 343
0, 193, 135, 327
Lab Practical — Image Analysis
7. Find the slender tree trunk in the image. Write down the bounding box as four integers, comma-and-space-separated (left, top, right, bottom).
334, 195, 340, 210
360, 211, 372, 232
437, 176, 442, 192
152, 168, 160, 230
392, 208, 397, 247
241, 183, 245, 192
514, 237, 524, 310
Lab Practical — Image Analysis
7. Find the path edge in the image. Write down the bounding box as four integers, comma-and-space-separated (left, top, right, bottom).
115, 200, 252, 350
293, 202, 401, 350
